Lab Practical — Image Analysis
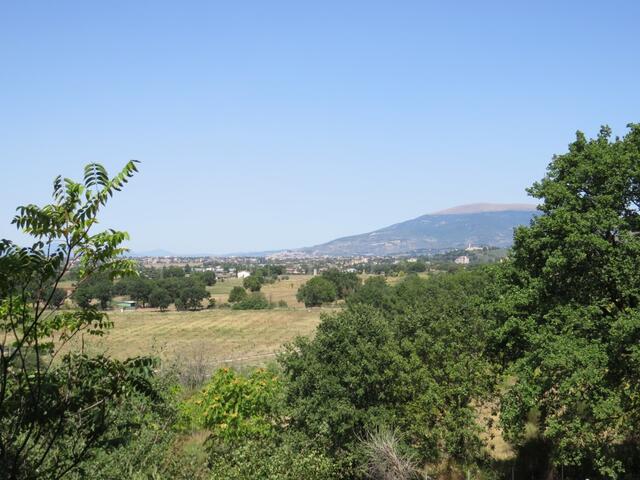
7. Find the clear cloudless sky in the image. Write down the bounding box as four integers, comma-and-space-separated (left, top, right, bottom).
1, 1, 639, 254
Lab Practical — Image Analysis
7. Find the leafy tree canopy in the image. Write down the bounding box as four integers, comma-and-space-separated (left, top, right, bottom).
321, 269, 361, 299
296, 276, 337, 307
492, 124, 640, 478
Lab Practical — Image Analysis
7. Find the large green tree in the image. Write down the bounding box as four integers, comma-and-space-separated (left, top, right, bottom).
492, 125, 640, 477
321, 269, 361, 299
296, 277, 337, 307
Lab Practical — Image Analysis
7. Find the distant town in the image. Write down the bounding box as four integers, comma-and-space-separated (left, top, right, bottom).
128, 244, 507, 278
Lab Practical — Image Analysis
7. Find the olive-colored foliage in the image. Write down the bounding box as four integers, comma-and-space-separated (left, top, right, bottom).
175, 282, 210, 311
65, 368, 211, 480
0, 161, 166, 478
232, 292, 271, 310
243, 274, 264, 292
281, 270, 495, 476
347, 276, 394, 311
492, 125, 640, 478
296, 276, 337, 307
162, 266, 186, 278
198, 270, 217, 286
45, 286, 68, 309
321, 269, 361, 299
149, 287, 172, 311
228, 285, 248, 303
72, 271, 114, 309
115, 276, 154, 307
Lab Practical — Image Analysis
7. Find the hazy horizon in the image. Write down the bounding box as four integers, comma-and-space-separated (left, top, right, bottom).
2, 1, 638, 252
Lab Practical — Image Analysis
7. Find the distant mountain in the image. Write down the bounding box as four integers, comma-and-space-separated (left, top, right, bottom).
300, 204, 538, 256
433, 203, 537, 215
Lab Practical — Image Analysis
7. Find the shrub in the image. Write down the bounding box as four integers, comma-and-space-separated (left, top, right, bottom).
182, 367, 282, 440
232, 292, 270, 310
209, 436, 337, 480
228, 286, 248, 303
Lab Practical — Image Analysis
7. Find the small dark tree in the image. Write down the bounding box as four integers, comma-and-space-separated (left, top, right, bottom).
71, 272, 113, 309
127, 277, 154, 307
200, 270, 217, 286
48, 287, 68, 308
149, 287, 172, 311
232, 292, 270, 310
178, 284, 209, 310
162, 266, 185, 278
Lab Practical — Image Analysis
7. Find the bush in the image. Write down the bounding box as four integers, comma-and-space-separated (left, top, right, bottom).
65, 371, 195, 480
184, 367, 337, 480
209, 436, 337, 480
182, 367, 282, 439
228, 286, 248, 303
44, 286, 68, 309
232, 292, 271, 310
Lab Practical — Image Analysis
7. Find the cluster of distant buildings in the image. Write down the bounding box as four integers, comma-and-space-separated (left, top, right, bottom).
131, 243, 494, 275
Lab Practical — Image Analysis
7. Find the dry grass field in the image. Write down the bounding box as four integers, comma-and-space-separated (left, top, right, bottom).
64, 306, 329, 368
62, 274, 412, 368
61, 273, 419, 364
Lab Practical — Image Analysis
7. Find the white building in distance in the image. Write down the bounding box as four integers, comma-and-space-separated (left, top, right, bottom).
454, 255, 470, 265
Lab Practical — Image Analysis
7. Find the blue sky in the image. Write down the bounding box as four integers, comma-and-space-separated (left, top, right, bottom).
1, 1, 639, 254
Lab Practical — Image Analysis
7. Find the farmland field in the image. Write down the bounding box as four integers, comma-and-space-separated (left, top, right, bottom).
64, 274, 407, 368
64, 306, 329, 368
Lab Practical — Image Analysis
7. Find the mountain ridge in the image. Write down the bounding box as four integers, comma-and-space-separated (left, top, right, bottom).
298, 204, 538, 256
130, 203, 538, 257
433, 203, 537, 215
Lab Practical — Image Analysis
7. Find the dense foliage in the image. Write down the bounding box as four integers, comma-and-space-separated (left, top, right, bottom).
296, 276, 338, 307
491, 125, 640, 477
282, 270, 496, 477
228, 285, 248, 303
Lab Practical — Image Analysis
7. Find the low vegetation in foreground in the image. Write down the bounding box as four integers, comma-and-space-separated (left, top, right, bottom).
2, 124, 640, 479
